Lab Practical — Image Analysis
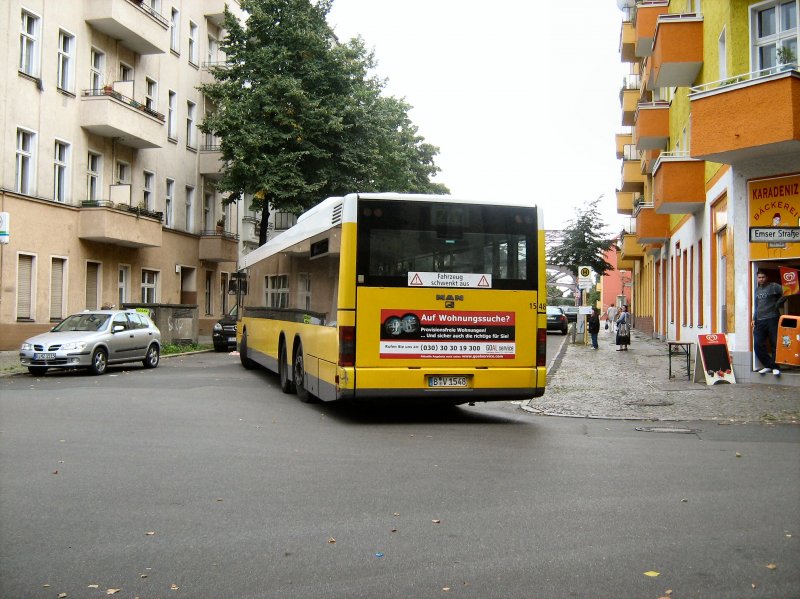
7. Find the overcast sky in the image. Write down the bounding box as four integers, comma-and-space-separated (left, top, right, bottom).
326, 0, 627, 233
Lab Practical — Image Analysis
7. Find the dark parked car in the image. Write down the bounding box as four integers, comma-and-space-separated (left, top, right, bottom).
212, 305, 238, 352
562, 306, 580, 323
546, 306, 568, 335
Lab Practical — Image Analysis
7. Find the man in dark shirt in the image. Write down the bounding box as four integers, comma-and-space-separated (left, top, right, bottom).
752, 269, 788, 375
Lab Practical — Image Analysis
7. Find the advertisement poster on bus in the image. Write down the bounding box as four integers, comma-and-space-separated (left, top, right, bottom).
379, 309, 515, 359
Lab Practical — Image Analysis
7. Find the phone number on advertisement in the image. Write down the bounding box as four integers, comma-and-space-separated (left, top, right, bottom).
421, 344, 484, 352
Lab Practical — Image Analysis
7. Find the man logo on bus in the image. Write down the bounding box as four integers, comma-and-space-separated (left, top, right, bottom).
384, 317, 402, 337
401, 314, 420, 335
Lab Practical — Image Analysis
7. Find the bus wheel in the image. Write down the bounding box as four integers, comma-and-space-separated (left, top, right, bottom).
293, 343, 313, 403
239, 332, 256, 370
279, 342, 295, 394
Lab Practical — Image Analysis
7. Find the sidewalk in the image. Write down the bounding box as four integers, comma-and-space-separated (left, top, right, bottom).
524, 326, 800, 424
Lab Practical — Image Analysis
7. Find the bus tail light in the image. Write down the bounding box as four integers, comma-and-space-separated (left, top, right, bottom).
339, 326, 356, 367
536, 328, 547, 368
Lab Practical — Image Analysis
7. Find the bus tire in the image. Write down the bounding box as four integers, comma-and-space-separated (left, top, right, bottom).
279, 341, 295, 394
293, 342, 314, 403
239, 332, 256, 370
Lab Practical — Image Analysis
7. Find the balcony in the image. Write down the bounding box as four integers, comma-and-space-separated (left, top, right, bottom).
620, 74, 640, 126
620, 158, 646, 193
634, 101, 669, 150
641, 148, 661, 175
79, 188, 163, 248
620, 233, 644, 261
84, 0, 168, 55
616, 190, 635, 215
634, 1, 669, 57
81, 88, 165, 149
635, 203, 670, 244
615, 131, 633, 159
690, 69, 800, 164
649, 15, 703, 88
199, 144, 223, 179
199, 231, 239, 262
620, 19, 636, 63
205, 0, 240, 25
653, 152, 705, 214
241, 216, 260, 246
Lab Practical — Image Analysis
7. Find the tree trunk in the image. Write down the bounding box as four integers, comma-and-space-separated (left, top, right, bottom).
258, 205, 271, 247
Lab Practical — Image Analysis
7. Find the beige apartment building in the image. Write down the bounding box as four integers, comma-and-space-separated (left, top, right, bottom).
0, 0, 256, 350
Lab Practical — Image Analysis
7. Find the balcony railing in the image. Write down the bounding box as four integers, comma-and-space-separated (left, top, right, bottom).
200, 229, 239, 241
690, 64, 798, 94
81, 200, 163, 222
83, 88, 166, 122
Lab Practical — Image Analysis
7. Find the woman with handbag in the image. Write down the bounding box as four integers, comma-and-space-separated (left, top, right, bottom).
615, 305, 631, 351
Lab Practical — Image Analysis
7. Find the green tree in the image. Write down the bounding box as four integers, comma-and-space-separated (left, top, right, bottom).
548, 197, 615, 279
200, 0, 447, 245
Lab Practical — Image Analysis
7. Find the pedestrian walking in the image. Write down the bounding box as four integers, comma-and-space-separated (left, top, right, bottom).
615, 305, 631, 351
752, 269, 787, 375
606, 304, 618, 332
588, 307, 600, 349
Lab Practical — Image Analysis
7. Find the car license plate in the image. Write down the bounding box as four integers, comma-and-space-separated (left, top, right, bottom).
34, 353, 56, 361
428, 376, 468, 388
227, 337, 236, 343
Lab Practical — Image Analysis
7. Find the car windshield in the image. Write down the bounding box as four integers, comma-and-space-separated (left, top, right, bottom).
546, 307, 562, 315
52, 313, 111, 332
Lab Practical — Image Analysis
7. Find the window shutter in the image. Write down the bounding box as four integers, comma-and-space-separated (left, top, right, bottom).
85, 262, 99, 310
50, 258, 65, 320
17, 254, 33, 319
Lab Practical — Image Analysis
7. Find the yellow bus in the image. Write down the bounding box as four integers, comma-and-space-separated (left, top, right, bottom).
237, 193, 547, 404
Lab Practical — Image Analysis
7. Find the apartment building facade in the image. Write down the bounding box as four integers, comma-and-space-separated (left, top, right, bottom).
0, 0, 256, 350
616, 0, 799, 385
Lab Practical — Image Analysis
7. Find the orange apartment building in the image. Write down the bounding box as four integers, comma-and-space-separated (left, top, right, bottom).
615, 0, 799, 385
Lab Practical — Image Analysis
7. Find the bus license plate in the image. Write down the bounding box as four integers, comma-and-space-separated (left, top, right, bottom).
34, 353, 56, 361
428, 376, 468, 388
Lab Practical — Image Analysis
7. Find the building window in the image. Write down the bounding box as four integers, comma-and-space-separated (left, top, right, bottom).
204, 192, 213, 231
186, 101, 196, 148
90, 48, 104, 90
298, 273, 311, 310
85, 262, 100, 310
119, 62, 133, 82
188, 21, 198, 65
50, 257, 66, 321
143, 171, 154, 210
168, 91, 177, 140
116, 161, 130, 184
753, 1, 799, 70
185, 186, 195, 232
118, 265, 130, 307
205, 271, 213, 315
145, 78, 157, 111
19, 10, 39, 77
165, 178, 174, 227
87, 152, 101, 201
170, 8, 180, 53
207, 36, 218, 64
15, 128, 36, 195
57, 30, 74, 92
269, 275, 289, 308
54, 140, 70, 203
17, 254, 35, 320
141, 269, 158, 303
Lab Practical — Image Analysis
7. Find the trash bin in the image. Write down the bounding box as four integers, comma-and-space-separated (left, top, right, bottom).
775, 315, 800, 366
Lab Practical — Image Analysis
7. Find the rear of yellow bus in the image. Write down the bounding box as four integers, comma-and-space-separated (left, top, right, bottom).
336, 194, 546, 403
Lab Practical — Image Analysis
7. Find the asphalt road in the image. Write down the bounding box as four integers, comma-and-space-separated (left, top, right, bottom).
1, 352, 798, 599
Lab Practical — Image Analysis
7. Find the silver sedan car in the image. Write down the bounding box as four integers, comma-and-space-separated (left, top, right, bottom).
19, 310, 161, 376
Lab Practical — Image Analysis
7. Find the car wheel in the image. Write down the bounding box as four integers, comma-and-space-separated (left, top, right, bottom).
561, 326, 568, 335
142, 343, 160, 369
239, 332, 256, 370
28, 366, 48, 376
293, 343, 315, 403
279, 342, 295, 394
89, 347, 108, 375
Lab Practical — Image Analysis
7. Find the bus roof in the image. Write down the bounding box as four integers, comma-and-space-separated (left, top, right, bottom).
240, 193, 541, 270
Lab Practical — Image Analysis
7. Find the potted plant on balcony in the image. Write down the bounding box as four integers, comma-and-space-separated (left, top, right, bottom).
216, 216, 226, 233
777, 46, 797, 71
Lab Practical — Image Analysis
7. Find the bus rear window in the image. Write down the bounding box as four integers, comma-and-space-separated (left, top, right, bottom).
356, 200, 538, 289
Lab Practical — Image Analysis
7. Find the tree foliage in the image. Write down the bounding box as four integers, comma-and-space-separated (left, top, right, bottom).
548, 198, 615, 278
200, 0, 448, 244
